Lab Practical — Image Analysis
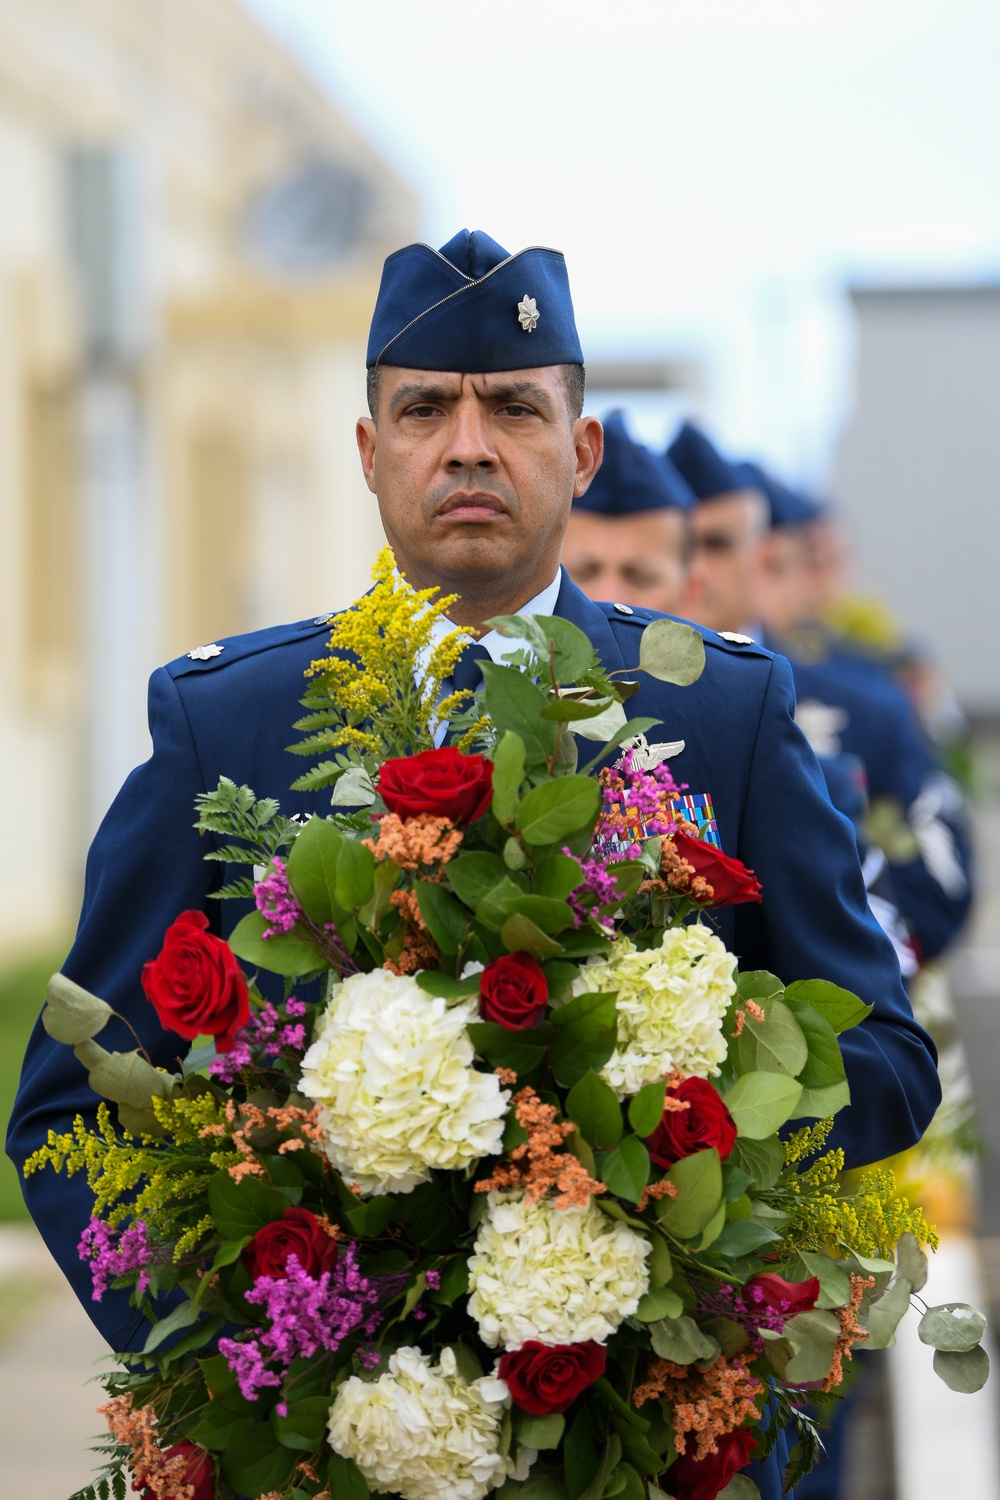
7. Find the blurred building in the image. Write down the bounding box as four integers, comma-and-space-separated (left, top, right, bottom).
832, 283, 1000, 722
0, 0, 416, 951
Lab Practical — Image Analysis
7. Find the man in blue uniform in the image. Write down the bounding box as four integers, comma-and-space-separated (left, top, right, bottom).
9, 230, 940, 1500
745, 459, 974, 964
669, 425, 972, 964
560, 409, 696, 614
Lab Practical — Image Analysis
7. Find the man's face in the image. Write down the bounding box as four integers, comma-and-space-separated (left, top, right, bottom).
561, 508, 690, 614
683, 490, 769, 633
755, 527, 812, 635
356, 367, 602, 615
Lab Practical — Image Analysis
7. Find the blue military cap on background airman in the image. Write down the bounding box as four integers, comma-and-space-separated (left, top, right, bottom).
367, 228, 584, 372
573, 410, 695, 515
735, 460, 826, 529
666, 420, 747, 499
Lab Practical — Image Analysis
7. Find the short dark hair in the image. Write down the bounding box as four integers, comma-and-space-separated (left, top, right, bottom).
366, 362, 586, 422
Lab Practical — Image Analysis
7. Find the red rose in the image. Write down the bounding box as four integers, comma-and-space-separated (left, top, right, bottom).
644, 1077, 737, 1170
498, 1341, 607, 1414
479, 953, 549, 1030
141, 910, 249, 1054
243, 1207, 339, 1281
378, 747, 494, 825
745, 1272, 820, 1318
671, 831, 762, 906
670, 1428, 758, 1500
134, 1439, 214, 1500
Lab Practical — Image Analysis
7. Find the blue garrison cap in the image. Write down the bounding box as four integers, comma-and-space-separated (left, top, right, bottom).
666, 421, 745, 500
574, 412, 694, 516
367, 229, 584, 371
735, 461, 825, 529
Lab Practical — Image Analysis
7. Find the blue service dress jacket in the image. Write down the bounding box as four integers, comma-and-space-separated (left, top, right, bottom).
774, 632, 974, 961
8, 575, 939, 1500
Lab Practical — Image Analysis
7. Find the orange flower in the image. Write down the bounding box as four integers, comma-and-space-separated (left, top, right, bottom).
474, 1086, 605, 1210
633, 1354, 762, 1460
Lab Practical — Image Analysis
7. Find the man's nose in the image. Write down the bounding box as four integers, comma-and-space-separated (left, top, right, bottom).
443, 402, 499, 471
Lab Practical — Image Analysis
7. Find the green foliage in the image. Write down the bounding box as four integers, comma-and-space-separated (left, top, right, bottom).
637, 617, 706, 685
194, 777, 300, 898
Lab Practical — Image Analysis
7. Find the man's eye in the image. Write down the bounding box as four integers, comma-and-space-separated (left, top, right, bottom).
497, 403, 534, 417
405, 404, 441, 419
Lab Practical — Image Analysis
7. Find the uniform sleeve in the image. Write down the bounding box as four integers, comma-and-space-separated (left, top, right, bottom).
732, 654, 941, 1168
6, 668, 217, 1351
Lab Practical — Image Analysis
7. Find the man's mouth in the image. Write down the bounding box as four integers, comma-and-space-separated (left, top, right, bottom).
436, 492, 508, 522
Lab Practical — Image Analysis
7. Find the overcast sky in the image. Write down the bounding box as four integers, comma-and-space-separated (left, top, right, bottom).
242, 0, 1000, 474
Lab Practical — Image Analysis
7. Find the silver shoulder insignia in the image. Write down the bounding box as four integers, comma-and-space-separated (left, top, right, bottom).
186, 643, 224, 661
718, 631, 754, 645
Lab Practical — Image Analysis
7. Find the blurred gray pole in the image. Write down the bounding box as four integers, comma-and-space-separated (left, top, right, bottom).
66, 148, 157, 843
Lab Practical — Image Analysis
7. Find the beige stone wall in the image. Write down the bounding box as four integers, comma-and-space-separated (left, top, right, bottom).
0, 0, 416, 953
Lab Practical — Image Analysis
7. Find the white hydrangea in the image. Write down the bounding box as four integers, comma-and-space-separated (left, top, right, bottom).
467, 1193, 650, 1349
329, 1345, 529, 1500
568, 924, 736, 1099
298, 969, 508, 1195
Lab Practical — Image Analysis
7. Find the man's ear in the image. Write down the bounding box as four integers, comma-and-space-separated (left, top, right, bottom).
572, 415, 604, 498
357, 417, 378, 495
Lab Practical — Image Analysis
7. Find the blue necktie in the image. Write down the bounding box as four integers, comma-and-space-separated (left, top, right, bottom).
451, 642, 490, 697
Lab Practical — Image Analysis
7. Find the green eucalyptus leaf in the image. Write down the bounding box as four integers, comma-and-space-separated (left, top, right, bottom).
649, 1314, 720, 1365
867, 1276, 912, 1350
636, 1285, 684, 1321
782, 979, 872, 1033
566, 1070, 623, 1148
733, 997, 808, 1078
415, 971, 482, 1000
728, 1134, 784, 1190
782, 1308, 842, 1384
656, 1149, 723, 1238
492, 731, 527, 824
895, 1232, 928, 1293
142, 1298, 200, 1353
42, 973, 113, 1044
481, 662, 558, 765
416, 882, 469, 955
85, 1049, 180, 1108
466, 1021, 553, 1075
919, 1302, 988, 1353
628, 1080, 667, 1138
516, 777, 600, 847
531, 615, 596, 684
719, 1476, 762, 1499
599, 1136, 650, 1204
229, 910, 321, 977
535, 855, 586, 902
209, 1172, 289, 1239
933, 1344, 990, 1393
221, 1425, 297, 1496
501, 914, 564, 961
638, 618, 706, 685
724, 1071, 803, 1138
736, 971, 784, 1003
514, 1411, 565, 1451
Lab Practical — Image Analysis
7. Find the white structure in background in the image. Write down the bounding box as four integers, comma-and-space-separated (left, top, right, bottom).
833, 284, 1000, 720
0, 0, 416, 951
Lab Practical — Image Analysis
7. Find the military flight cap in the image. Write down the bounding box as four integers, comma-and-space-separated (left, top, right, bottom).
735, 460, 826, 529
666, 421, 746, 501
573, 410, 695, 515
367, 229, 584, 371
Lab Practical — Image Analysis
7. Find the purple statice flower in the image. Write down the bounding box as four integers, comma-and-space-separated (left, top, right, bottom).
78, 1217, 155, 1301
698, 1283, 790, 1356
255, 858, 302, 938
218, 1245, 384, 1401
209, 997, 307, 1082
564, 850, 631, 928
424, 1269, 441, 1291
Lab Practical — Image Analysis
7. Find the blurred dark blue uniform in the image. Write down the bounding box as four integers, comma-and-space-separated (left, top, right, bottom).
774, 628, 973, 962
8, 576, 940, 1500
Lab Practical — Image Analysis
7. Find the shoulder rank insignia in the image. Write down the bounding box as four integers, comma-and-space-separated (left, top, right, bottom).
718, 631, 754, 645
186, 643, 224, 661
